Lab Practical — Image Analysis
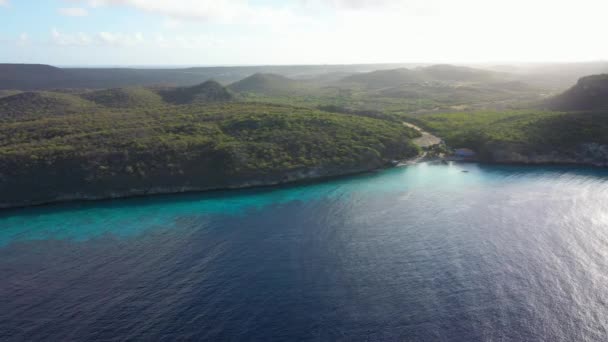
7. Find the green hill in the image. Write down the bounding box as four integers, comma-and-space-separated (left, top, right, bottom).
339, 68, 425, 88
0, 101, 419, 207
0, 63, 430, 90
228, 73, 301, 95
0, 92, 97, 120
82, 87, 164, 108
413, 109, 608, 165
338, 65, 507, 89
159, 80, 233, 104
547, 74, 608, 110
417, 64, 502, 83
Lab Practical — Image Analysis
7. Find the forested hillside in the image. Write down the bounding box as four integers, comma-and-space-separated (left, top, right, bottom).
413, 109, 608, 165
547, 74, 608, 110
0, 97, 419, 208
3, 67, 608, 207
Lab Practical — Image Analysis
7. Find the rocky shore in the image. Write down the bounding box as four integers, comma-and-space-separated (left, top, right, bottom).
481, 143, 608, 167
0, 161, 399, 210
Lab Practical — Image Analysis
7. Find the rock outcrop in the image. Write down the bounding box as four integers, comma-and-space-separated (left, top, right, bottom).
486, 143, 608, 167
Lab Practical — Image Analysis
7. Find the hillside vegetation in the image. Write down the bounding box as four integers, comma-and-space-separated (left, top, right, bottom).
404, 74, 608, 165
340, 65, 506, 89
340, 68, 425, 88
0, 92, 98, 120
3, 67, 608, 206
0, 63, 419, 90
159, 80, 234, 104
234, 65, 546, 114
413, 109, 608, 163
228, 73, 302, 95
1, 63, 551, 114
0, 99, 419, 207
82, 87, 165, 108
0, 81, 235, 121
547, 74, 608, 110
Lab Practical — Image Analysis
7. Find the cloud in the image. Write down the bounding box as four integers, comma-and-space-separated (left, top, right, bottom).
58, 7, 89, 16
97, 31, 144, 46
71, 0, 306, 25
0, 0, 8, 7
316, 0, 404, 9
49, 28, 221, 49
84, 0, 252, 20
47, 0, 608, 65
51, 28, 147, 47
51, 28, 94, 46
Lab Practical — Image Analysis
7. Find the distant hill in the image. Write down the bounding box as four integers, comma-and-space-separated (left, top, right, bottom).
495, 62, 608, 90
3, 62, 607, 92
339, 69, 424, 88
0, 92, 97, 120
82, 87, 164, 108
0, 63, 423, 91
159, 80, 233, 104
0, 64, 76, 90
0, 90, 22, 98
338, 64, 508, 89
228, 73, 301, 95
417, 64, 502, 82
548, 74, 608, 110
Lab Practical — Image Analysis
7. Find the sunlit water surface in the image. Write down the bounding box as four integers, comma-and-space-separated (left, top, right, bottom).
1, 163, 608, 341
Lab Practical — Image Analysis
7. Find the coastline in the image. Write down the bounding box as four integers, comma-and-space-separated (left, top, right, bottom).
4, 119, 608, 210
0, 162, 398, 211
2, 153, 608, 211
1, 123, 426, 211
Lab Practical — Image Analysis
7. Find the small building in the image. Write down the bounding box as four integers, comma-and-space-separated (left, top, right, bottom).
453, 148, 476, 160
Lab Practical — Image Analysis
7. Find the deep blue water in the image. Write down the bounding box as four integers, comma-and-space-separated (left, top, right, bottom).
2, 163, 608, 341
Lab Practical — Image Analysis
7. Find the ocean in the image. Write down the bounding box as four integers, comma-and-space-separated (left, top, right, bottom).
1, 162, 607, 341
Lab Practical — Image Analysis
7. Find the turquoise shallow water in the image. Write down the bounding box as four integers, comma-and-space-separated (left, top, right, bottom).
1, 162, 608, 341
0, 162, 495, 247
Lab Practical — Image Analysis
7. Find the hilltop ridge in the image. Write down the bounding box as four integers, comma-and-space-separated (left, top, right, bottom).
547, 74, 608, 110
159, 80, 234, 104
228, 73, 301, 95
339, 64, 506, 89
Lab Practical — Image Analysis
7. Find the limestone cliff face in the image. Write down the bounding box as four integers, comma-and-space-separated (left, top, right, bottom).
0, 159, 388, 209
485, 143, 608, 167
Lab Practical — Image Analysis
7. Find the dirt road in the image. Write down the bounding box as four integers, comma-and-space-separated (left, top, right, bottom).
403, 122, 442, 148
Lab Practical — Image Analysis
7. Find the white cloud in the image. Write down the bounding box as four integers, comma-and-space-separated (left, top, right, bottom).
52, 28, 148, 47
312, 0, 406, 9
0, 0, 8, 7
50, 28, 222, 50
51, 28, 94, 46
58, 7, 89, 16
51, 28, 145, 46
71, 0, 306, 25
42, 0, 608, 64
84, 0, 251, 20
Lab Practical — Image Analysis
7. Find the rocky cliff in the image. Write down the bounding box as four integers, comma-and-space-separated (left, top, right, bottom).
483, 143, 608, 167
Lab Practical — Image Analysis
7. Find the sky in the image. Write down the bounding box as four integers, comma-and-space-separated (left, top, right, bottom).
1, 0, 607, 66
